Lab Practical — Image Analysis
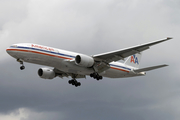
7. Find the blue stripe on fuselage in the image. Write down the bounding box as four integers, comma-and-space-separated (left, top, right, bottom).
109, 64, 131, 71
11, 46, 131, 71
13, 46, 76, 58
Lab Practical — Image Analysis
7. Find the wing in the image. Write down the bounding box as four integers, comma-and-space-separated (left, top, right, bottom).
93, 37, 172, 63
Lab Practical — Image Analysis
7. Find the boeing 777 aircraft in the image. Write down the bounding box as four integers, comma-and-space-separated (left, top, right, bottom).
6, 37, 172, 87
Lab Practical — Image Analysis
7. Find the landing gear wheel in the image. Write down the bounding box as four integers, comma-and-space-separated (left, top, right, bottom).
75, 82, 81, 87
77, 82, 81, 86
90, 72, 103, 81
68, 80, 72, 84
17, 59, 25, 70
20, 66, 25, 70
72, 81, 75, 85
90, 73, 93, 77
68, 79, 81, 87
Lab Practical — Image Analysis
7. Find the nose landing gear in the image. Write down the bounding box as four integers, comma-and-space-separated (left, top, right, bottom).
20, 65, 25, 70
17, 59, 25, 70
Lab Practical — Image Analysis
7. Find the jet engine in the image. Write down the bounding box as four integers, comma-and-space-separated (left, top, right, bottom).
75, 54, 94, 67
38, 68, 56, 79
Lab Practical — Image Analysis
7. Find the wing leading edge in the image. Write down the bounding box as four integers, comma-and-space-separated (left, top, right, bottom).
93, 37, 172, 63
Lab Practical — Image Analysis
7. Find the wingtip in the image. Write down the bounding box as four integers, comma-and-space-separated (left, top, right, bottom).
161, 64, 169, 67
167, 37, 173, 40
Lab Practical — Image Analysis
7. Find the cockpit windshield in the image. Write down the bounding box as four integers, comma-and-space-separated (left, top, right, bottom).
10, 45, 18, 48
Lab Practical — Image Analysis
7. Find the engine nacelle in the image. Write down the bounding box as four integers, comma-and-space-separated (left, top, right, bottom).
38, 68, 56, 79
75, 54, 94, 67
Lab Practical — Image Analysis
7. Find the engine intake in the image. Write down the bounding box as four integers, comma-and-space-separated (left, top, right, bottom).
75, 54, 94, 67
38, 68, 56, 79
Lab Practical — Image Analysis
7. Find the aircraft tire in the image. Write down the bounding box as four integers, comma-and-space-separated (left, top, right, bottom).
77, 82, 81, 86
68, 80, 72, 84
20, 66, 25, 70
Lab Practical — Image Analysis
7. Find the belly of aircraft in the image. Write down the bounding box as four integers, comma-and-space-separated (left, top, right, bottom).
11, 51, 94, 75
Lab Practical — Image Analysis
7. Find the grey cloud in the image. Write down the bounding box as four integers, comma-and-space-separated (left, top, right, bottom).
0, 0, 28, 30
0, 0, 180, 120
0, 60, 179, 120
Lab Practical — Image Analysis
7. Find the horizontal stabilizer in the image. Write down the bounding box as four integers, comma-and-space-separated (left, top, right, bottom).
134, 64, 168, 73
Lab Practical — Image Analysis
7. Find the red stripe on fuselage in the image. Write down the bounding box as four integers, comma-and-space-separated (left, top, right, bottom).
110, 67, 130, 73
6, 49, 73, 60
7, 48, 130, 73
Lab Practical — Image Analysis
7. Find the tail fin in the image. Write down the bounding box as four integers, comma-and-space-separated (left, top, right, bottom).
124, 53, 142, 68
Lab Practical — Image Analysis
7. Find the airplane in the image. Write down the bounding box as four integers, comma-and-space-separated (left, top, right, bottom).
6, 37, 172, 87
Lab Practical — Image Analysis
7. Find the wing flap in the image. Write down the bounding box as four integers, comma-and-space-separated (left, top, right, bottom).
133, 64, 168, 73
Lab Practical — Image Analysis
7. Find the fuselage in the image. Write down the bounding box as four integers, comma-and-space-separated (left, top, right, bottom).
6, 43, 145, 78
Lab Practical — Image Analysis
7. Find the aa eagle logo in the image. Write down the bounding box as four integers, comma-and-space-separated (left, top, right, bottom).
130, 55, 139, 64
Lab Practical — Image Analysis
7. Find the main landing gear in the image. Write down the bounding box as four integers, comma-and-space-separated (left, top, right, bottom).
68, 74, 81, 87
17, 59, 25, 70
90, 72, 103, 80
68, 79, 81, 87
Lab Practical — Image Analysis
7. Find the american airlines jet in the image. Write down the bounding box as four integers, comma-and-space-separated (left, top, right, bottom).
6, 37, 171, 87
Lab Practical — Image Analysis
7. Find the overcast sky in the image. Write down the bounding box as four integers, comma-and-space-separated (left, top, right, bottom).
0, 0, 180, 120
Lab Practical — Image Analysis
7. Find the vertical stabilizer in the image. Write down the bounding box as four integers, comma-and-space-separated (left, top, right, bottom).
124, 53, 142, 68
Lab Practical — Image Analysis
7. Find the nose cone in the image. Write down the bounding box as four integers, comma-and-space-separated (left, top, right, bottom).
6, 45, 18, 58
6, 47, 11, 55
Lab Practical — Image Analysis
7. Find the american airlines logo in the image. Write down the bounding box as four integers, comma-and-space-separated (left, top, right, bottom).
32, 44, 54, 51
130, 55, 139, 64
